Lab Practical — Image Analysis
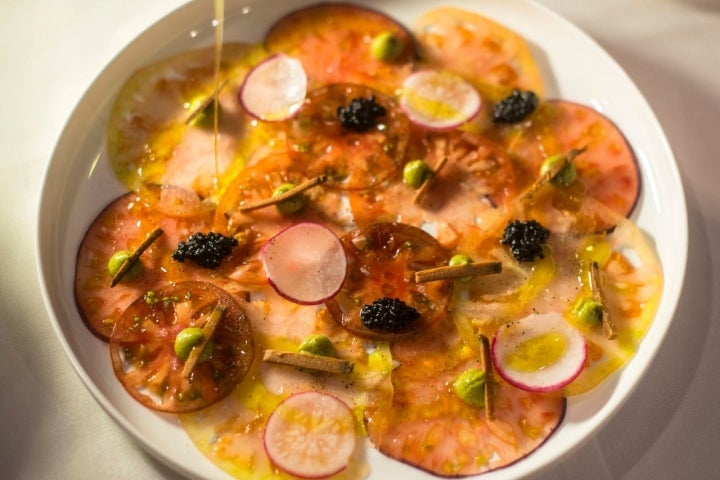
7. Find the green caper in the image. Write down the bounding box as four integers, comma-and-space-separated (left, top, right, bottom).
370, 31, 404, 62
174, 327, 204, 361
403, 160, 431, 189
298, 334, 337, 357
571, 296, 603, 326
272, 183, 306, 215
540, 154, 577, 187
452, 368, 486, 408
449, 254, 472, 267
107, 250, 144, 281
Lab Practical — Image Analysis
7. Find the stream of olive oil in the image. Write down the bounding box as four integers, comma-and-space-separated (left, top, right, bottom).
212, 0, 224, 190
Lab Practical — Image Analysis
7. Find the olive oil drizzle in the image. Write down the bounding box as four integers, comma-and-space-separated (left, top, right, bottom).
212, 0, 225, 192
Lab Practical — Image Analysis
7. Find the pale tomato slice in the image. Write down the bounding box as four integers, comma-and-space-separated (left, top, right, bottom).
498, 100, 640, 226
562, 208, 663, 395
348, 130, 521, 251
265, 3, 415, 93
109, 281, 254, 413
328, 222, 452, 340
286, 83, 409, 190
74, 187, 214, 340
413, 7, 545, 100
365, 314, 565, 476
107, 43, 274, 196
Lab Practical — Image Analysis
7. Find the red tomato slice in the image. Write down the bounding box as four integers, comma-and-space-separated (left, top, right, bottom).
74, 187, 214, 340
213, 151, 349, 242
109, 281, 254, 413
328, 222, 452, 340
497, 100, 640, 225
265, 3, 415, 93
286, 83, 409, 190
365, 315, 565, 477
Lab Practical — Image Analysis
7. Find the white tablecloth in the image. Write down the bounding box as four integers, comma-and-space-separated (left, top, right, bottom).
2, 0, 718, 478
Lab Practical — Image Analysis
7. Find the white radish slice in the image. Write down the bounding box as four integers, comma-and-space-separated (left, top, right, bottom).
491, 312, 587, 392
239, 53, 307, 121
264, 391, 356, 478
399, 69, 481, 130
261, 222, 347, 305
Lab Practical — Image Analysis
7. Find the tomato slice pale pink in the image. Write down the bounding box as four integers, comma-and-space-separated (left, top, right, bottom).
413, 7, 545, 100
365, 314, 565, 476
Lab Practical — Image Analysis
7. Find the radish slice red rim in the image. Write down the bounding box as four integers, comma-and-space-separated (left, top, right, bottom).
261, 222, 347, 305
239, 53, 307, 121
399, 69, 481, 130
491, 312, 587, 392
264, 391, 356, 478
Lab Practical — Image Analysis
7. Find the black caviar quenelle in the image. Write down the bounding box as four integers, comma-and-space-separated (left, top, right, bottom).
501, 220, 550, 263
337, 95, 387, 132
493, 89, 539, 123
360, 297, 420, 331
172, 232, 238, 269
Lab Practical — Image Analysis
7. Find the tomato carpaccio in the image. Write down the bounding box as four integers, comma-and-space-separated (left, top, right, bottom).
74, 3, 662, 479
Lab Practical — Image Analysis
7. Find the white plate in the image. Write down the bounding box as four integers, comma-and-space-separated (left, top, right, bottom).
36, 0, 687, 479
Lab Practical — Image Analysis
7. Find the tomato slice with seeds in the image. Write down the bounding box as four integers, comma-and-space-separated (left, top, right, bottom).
109, 281, 254, 413
497, 100, 640, 225
328, 222, 452, 340
347, 130, 520, 251
405, 129, 526, 208
106, 43, 267, 195
74, 187, 214, 340
286, 83, 409, 190
413, 7, 545, 100
265, 3, 415, 93
365, 314, 565, 477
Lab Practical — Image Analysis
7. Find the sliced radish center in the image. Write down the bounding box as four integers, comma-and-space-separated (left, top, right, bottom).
239, 53, 307, 121
491, 312, 587, 392
264, 391, 356, 478
399, 69, 481, 130
261, 222, 347, 305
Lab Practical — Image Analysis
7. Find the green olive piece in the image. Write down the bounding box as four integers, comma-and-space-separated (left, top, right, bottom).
191, 98, 222, 129
449, 254, 473, 282
540, 154, 578, 187
272, 183, 307, 215
174, 327, 204, 361
298, 334, 337, 357
107, 250, 144, 281
403, 160, 431, 189
370, 31, 404, 62
572, 296, 603, 326
453, 368, 486, 408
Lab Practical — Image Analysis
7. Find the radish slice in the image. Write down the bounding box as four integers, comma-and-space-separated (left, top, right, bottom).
399, 69, 481, 130
491, 312, 587, 392
264, 391, 356, 478
261, 222, 347, 305
239, 54, 307, 121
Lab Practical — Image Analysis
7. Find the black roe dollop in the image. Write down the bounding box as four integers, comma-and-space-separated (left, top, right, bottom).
360, 297, 420, 332
492, 89, 539, 123
501, 220, 550, 263
337, 96, 386, 132
172, 232, 238, 269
